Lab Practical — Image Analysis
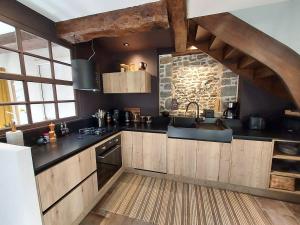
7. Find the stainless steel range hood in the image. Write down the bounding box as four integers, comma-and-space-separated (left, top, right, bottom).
71, 59, 100, 91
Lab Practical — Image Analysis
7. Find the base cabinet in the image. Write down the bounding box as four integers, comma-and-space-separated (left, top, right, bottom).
121, 131, 167, 173
43, 172, 98, 225
229, 139, 273, 189
36, 147, 96, 211
167, 138, 231, 182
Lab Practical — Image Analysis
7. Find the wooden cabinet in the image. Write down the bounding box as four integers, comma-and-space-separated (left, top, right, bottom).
196, 141, 231, 182
167, 138, 197, 178
167, 138, 231, 182
36, 147, 96, 211
102, 71, 151, 93
43, 172, 98, 225
229, 139, 273, 189
121, 131, 167, 173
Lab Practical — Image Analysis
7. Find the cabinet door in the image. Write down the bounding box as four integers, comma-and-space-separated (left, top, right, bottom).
121, 131, 133, 167
167, 138, 197, 178
196, 142, 222, 181
142, 133, 167, 173
131, 132, 144, 169
37, 147, 96, 211
43, 172, 98, 225
229, 139, 273, 189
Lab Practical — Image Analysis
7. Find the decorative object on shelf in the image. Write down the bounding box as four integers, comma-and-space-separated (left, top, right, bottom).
139, 62, 147, 71
48, 123, 56, 143
120, 64, 129, 72
129, 64, 136, 72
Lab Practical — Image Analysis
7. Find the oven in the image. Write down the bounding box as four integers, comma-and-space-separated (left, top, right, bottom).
95, 135, 122, 190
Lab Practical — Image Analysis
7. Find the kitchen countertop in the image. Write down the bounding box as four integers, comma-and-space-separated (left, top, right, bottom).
232, 128, 300, 142
31, 121, 299, 175
31, 123, 168, 175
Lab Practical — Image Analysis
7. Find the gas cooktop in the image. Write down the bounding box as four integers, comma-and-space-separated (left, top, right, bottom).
77, 127, 117, 138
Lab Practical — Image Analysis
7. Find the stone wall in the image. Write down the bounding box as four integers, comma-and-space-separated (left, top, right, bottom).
159, 53, 239, 116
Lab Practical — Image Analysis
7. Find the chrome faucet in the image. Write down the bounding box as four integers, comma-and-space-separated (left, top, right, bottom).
186, 102, 203, 123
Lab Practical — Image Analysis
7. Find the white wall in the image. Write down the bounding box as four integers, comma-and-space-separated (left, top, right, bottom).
187, 0, 287, 18
232, 0, 300, 55
0, 143, 43, 225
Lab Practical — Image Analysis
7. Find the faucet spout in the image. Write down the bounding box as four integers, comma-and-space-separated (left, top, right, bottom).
186, 101, 202, 122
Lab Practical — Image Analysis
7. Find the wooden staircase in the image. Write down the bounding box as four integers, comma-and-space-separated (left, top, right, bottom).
183, 13, 300, 107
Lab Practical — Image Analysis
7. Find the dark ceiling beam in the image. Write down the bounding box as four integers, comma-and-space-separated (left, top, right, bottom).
194, 13, 300, 108
166, 0, 187, 53
56, 1, 169, 44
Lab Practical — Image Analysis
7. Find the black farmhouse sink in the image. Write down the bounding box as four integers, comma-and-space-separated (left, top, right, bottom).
167, 117, 233, 142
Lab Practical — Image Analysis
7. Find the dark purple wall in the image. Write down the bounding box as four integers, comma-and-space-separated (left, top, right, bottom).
238, 78, 294, 121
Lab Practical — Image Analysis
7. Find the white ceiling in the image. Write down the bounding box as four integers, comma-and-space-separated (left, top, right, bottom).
187, 0, 289, 18
17, 0, 159, 22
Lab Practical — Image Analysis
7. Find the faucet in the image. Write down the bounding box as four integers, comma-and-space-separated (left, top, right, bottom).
186, 102, 203, 123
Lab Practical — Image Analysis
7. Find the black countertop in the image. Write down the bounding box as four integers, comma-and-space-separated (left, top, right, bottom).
232, 128, 300, 142
31, 123, 168, 174
31, 120, 300, 175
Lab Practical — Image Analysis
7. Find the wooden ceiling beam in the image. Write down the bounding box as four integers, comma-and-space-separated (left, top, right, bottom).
195, 25, 211, 42
194, 14, 300, 108
223, 46, 243, 60
56, 1, 169, 44
209, 36, 226, 51
239, 56, 260, 69
254, 67, 276, 79
166, 0, 187, 53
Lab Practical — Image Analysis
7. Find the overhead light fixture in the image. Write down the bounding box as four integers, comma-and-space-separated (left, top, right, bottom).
123, 42, 129, 47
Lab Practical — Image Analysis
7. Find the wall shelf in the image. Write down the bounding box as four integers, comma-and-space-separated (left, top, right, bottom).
271, 171, 300, 179
273, 150, 300, 161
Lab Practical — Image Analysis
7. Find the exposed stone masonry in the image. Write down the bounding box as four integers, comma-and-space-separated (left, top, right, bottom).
159, 53, 239, 116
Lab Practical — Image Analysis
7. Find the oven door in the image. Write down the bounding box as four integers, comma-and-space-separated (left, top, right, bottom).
96, 144, 122, 190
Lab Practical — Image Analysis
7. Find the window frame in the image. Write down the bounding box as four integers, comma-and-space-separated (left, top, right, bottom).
0, 22, 77, 132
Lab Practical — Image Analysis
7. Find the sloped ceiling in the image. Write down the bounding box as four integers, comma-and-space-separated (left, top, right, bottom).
16, 0, 159, 22
187, 0, 288, 18
232, 0, 300, 55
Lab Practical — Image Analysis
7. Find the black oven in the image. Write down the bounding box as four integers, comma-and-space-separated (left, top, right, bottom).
95, 135, 122, 190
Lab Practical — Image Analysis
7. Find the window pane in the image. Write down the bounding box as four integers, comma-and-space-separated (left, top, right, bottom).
0, 105, 28, 129
24, 55, 51, 78
54, 63, 72, 81
56, 85, 74, 101
0, 80, 25, 103
28, 82, 53, 102
58, 102, 76, 118
52, 43, 71, 64
21, 31, 49, 58
31, 103, 56, 123
0, 49, 21, 74
0, 22, 17, 50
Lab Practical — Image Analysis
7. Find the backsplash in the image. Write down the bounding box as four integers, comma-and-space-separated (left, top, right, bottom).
159, 53, 239, 116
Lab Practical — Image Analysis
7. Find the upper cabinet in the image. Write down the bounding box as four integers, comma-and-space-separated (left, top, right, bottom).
102, 71, 151, 93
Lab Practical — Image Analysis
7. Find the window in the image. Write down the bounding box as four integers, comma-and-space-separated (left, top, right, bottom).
0, 21, 76, 130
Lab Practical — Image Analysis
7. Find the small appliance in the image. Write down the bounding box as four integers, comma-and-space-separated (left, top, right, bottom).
223, 102, 239, 119
249, 116, 266, 130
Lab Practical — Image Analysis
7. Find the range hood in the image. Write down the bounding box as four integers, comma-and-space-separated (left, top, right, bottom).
71, 59, 100, 91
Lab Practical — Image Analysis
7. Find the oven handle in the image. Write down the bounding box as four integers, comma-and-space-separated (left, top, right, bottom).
97, 145, 120, 159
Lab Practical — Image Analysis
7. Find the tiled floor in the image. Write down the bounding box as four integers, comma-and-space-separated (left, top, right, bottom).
80, 173, 300, 225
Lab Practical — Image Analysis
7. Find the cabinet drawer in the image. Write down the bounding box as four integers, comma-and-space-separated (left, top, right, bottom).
43, 172, 98, 225
37, 147, 96, 211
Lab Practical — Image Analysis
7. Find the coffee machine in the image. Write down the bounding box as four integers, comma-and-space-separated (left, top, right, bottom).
223, 102, 239, 119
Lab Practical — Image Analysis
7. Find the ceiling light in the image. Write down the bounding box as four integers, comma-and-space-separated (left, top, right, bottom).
123, 43, 129, 47
188, 45, 198, 50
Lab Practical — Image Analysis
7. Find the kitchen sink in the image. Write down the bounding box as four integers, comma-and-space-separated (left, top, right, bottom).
167, 117, 232, 142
